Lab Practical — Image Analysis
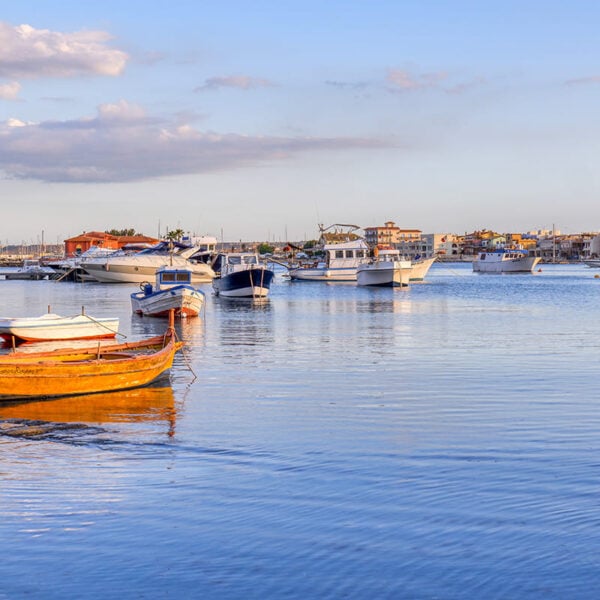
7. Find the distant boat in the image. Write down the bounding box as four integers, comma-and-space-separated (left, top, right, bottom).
212, 252, 274, 298
473, 249, 541, 273
2, 259, 56, 281
0, 317, 183, 400
0, 312, 119, 343
357, 248, 412, 287
582, 258, 600, 268
131, 266, 206, 318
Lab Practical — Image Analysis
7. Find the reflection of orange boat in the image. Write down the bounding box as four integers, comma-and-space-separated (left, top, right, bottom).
0, 317, 184, 401
0, 385, 176, 424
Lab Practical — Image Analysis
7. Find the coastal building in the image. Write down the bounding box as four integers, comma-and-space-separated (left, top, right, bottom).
364, 221, 421, 247
64, 231, 159, 257
421, 233, 461, 257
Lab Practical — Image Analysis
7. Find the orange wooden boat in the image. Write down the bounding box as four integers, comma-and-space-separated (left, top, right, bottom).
0, 317, 184, 401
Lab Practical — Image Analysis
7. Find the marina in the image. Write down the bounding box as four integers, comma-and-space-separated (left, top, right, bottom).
1, 262, 600, 597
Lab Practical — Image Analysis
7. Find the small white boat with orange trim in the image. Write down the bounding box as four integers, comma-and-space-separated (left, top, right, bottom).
0, 310, 119, 343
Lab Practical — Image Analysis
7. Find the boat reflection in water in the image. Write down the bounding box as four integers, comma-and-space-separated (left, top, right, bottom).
0, 385, 177, 436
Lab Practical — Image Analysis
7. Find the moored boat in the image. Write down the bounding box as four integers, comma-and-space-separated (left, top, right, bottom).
82, 241, 215, 284
131, 266, 206, 318
473, 249, 541, 273
212, 252, 274, 298
287, 224, 369, 282
0, 312, 119, 343
408, 256, 436, 281
357, 249, 412, 287
0, 318, 183, 400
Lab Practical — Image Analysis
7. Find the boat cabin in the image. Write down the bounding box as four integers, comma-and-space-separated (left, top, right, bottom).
141, 267, 193, 294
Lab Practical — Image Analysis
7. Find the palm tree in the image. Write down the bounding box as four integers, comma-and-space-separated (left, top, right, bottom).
165, 228, 185, 241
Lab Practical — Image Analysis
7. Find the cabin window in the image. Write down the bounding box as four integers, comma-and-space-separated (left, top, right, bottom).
480, 254, 486, 260
229, 256, 241, 265
161, 273, 176, 282
176, 273, 191, 282
335, 250, 344, 258
345, 250, 353, 258
356, 250, 365, 258
243, 255, 258, 265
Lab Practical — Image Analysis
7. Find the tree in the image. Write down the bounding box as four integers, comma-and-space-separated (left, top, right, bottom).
258, 243, 275, 255
166, 228, 185, 241
106, 228, 137, 236
303, 240, 318, 249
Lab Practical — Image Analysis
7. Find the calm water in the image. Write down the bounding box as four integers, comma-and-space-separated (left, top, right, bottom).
1, 263, 600, 599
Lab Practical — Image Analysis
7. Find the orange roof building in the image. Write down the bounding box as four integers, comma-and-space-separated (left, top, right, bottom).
64, 232, 159, 257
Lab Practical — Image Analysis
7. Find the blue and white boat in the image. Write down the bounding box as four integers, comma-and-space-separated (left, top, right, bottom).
131, 266, 206, 317
212, 253, 274, 298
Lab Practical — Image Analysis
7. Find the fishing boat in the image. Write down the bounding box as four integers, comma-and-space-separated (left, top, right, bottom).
0, 317, 183, 400
212, 252, 274, 298
357, 248, 412, 287
131, 266, 206, 318
0, 311, 119, 343
473, 248, 541, 273
287, 224, 369, 282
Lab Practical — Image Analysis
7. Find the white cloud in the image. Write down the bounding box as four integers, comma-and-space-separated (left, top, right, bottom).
0, 21, 128, 79
0, 101, 390, 183
0, 81, 20, 99
195, 75, 275, 92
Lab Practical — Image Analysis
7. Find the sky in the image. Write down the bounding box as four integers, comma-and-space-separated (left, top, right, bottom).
1, 0, 599, 245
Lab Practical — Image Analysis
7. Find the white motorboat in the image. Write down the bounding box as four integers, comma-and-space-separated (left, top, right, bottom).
3, 260, 57, 281
473, 249, 541, 273
357, 249, 412, 287
46, 246, 118, 282
131, 266, 206, 318
212, 253, 274, 298
289, 239, 370, 281
82, 241, 215, 283
0, 312, 119, 343
409, 256, 436, 281
582, 258, 600, 268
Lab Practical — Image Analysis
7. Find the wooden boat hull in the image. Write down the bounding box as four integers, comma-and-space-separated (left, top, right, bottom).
0, 333, 183, 400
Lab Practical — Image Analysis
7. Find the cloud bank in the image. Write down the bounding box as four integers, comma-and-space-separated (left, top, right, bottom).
0, 101, 390, 183
0, 21, 128, 79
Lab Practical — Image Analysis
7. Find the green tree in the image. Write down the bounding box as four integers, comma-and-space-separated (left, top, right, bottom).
166, 228, 185, 241
303, 240, 318, 249
106, 228, 137, 236
258, 243, 275, 255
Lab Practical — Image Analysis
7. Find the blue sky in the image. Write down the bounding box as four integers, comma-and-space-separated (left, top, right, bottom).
0, 1, 599, 244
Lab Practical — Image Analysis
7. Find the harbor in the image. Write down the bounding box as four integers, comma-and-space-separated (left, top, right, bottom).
2, 262, 600, 597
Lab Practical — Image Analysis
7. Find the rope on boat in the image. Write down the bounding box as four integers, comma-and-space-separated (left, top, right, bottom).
76, 306, 126, 339
171, 326, 197, 382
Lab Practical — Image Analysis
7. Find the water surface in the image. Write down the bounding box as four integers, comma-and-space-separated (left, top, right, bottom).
1, 263, 600, 599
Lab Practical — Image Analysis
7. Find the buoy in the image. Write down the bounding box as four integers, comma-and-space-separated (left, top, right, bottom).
537, 268, 542, 272
595, 274, 600, 279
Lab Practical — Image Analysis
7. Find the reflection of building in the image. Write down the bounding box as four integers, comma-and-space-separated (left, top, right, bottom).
64, 231, 159, 257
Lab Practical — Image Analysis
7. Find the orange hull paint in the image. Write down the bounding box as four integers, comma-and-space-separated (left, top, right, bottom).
0, 331, 184, 400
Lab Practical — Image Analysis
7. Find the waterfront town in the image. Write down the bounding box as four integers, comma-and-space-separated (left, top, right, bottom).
0, 221, 598, 264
